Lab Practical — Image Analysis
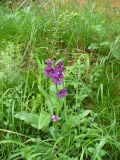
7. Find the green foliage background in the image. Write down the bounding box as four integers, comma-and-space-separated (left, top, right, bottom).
0, 1, 120, 159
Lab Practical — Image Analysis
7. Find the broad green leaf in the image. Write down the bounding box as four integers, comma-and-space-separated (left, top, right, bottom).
68, 110, 92, 127
15, 111, 51, 130
38, 111, 51, 129
15, 111, 39, 129
78, 110, 92, 119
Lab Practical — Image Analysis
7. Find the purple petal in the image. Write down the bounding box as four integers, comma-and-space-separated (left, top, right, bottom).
57, 88, 68, 99
44, 66, 54, 78
54, 66, 63, 72
52, 115, 58, 122
52, 75, 63, 85
57, 61, 64, 69
53, 66, 64, 79
58, 71, 64, 79
45, 58, 53, 67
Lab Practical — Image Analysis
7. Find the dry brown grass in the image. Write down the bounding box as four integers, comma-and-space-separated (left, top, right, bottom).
112, 0, 120, 7
55, 0, 120, 8
78, 0, 120, 7
11, 0, 120, 10
44, 0, 120, 9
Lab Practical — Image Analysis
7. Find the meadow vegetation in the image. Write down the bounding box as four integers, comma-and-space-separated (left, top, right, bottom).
0, 0, 120, 159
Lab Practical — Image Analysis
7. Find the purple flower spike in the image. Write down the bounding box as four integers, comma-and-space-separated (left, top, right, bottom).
45, 58, 53, 67
44, 66, 54, 78
57, 61, 64, 69
57, 88, 68, 99
52, 74, 63, 85
52, 115, 58, 122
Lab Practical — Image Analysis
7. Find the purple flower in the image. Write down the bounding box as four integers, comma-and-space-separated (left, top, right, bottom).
52, 115, 58, 122
57, 88, 68, 99
44, 66, 54, 78
45, 58, 53, 67
54, 67, 64, 79
52, 73, 63, 85
44, 59, 64, 85
57, 61, 64, 69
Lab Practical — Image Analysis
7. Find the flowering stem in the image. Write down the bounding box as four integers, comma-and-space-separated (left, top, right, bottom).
63, 81, 67, 120
56, 84, 60, 114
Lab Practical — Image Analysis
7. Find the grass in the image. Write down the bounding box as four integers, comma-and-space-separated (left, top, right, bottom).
0, 0, 120, 159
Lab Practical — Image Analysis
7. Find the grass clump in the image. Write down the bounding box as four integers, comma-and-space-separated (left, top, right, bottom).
0, 1, 120, 159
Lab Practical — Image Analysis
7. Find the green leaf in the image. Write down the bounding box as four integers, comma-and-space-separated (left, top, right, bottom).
0, 140, 24, 146
88, 43, 99, 50
38, 86, 53, 112
79, 110, 92, 119
15, 111, 51, 130
92, 137, 107, 160
15, 111, 39, 129
68, 110, 92, 127
38, 111, 51, 129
